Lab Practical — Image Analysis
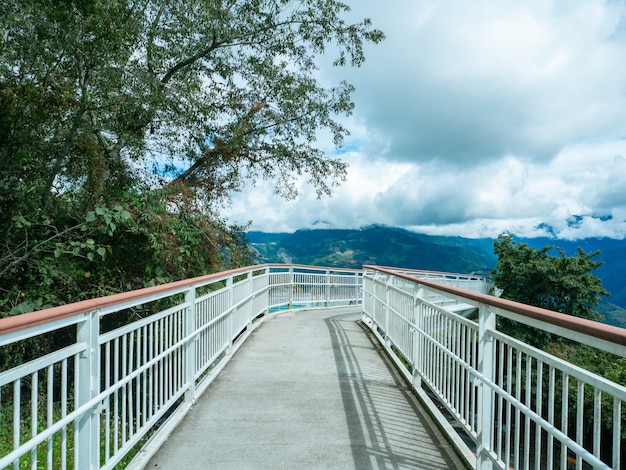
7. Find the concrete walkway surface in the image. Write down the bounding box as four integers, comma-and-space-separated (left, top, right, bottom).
144, 306, 466, 469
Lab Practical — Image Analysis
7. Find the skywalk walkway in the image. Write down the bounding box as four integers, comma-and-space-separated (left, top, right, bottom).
3, 265, 625, 468
143, 306, 466, 469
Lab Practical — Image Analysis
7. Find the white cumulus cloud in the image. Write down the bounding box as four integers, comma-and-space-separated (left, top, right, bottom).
227, 0, 626, 240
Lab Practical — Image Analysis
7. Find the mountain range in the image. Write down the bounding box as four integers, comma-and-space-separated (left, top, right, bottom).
247, 225, 626, 328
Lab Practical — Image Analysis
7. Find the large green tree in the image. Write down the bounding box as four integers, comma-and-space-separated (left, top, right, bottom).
491, 234, 609, 348
0, 0, 384, 313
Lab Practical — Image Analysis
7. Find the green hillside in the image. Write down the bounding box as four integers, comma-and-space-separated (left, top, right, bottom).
249, 225, 496, 275
597, 301, 626, 329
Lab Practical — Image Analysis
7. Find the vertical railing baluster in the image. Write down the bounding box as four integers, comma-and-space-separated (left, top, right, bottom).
472, 328, 478, 436
576, 380, 584, 470
185, 286, 196, 404
437, 311, 443, 394
159, 315, 164, 404
135, 328, 141, 436
142, 325, 147, 428
613, 397, 621, 470
496, 341, 504, 461
459, 324, 466, 426
31, 371, 37, 470
47, 365, 53, 470
514, 349, 522, 470
454, 320, 460, 415
13, 379, 20, 470
524, 355, 532, 470
166, 315, 172, 401
442, 315, 448, 404
158, 318, 164, 409
593, 388, 601, 462
547, 365, 555, 470
148, 322, 154, 422
505, 344, 512, 470
561, 373, 569, 469
122, 333, 128, 446
466, 327, 472, 430
476, 303, 495, 470
61, 359, 67, 470
535, 360, 543, 470
175, 311, 180, 392
105, 342, 111, 463
128, 331, 135, 438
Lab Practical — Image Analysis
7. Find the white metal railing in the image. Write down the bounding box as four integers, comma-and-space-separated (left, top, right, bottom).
0, 264, 361, 470
5, 261, 625, 470
362, 265, 626, 470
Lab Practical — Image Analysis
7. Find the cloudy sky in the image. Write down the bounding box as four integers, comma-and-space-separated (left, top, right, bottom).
226, 0, 626, 239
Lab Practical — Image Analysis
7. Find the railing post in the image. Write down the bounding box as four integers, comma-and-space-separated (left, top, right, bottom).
264, 266, 271, 313
384, 276, 392, 347
360, 271, 371, 324
247, 270, 254, 328
325, 269, 331, 307
288, 266, 294, 310
185, 286, 196, 403
477, 303, 495, 470
76, 309, 100, 470
412, 292, 423, 388
226, 276, 234, 354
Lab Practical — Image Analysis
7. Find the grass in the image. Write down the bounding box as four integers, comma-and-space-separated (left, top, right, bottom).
0, 399, 158, 470
0, 402, 75, 470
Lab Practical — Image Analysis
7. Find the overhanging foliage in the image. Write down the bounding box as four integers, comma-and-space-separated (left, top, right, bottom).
0, 0, 384, 314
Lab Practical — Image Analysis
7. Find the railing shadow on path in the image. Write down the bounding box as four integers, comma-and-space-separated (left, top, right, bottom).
324, 311, 467, 469
144, 307, 467, 470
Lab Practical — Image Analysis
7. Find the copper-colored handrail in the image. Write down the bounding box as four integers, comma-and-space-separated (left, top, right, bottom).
364, 264, 490, 281
0, 265, 262, 336
366, 265, 626, 347
0, 264, 362, 337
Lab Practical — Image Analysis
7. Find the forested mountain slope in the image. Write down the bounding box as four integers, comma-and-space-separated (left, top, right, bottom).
248, 226, 626, 327
249, 226, 496, 275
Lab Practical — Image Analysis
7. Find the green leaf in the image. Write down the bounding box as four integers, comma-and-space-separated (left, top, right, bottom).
12, 215, 31, 228
10, 299, 38, 315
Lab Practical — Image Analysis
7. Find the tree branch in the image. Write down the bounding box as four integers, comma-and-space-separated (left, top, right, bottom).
159, 16, 317, 85
147, 0, 169, 75
0, 223, 85, 280
161, 34, 219, 85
